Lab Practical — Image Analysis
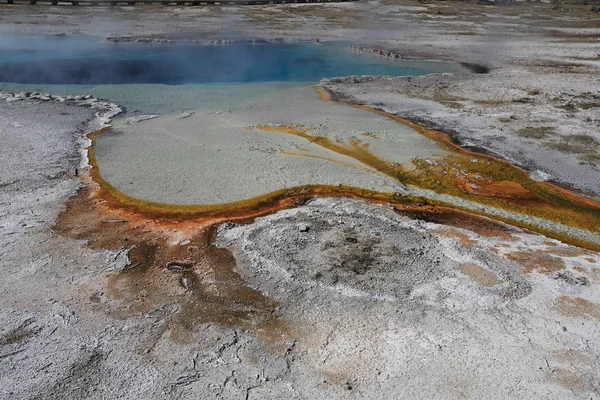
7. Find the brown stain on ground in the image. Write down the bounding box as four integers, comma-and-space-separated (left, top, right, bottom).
395, 204, 518, 240
433, 228, 479, 247
0, 318, 41, 346
553, 349, 595, 366
553, 368, 594, 394
458, 263, 502, 287
550, 312, 600, 393
506, 251, 566, 274
555, 296, 600, 320
56, 182, 287, 343
466, 180, 532, 199
545, 246, 594, 258
505, 246, 599, 276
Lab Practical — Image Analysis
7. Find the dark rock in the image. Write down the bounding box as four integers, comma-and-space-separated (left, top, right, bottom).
166, 261, 194, 272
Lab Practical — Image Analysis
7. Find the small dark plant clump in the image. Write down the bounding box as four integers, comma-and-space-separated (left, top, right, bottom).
545, 134, 599, 154
578, 151, 600, 163
516, 126, 555, 139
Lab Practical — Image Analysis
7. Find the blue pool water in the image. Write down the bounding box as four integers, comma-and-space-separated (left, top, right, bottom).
0, 36, 450, 85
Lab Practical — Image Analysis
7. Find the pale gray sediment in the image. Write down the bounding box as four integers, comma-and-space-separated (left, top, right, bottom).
216, 197, 533, 302
216, 197, 600, 399
0, 91, 120, 182
93, 84, 444, 205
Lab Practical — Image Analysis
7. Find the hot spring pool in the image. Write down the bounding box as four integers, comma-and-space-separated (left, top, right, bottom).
0, 36, 455, 205
0, 36, 452, 85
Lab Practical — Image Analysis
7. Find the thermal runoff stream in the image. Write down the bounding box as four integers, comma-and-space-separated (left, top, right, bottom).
1, 36, 600, 249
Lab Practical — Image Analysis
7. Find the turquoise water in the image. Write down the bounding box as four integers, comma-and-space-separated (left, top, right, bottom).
0, 36, 450, 85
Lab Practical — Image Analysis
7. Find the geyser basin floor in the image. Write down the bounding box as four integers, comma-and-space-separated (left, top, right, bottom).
85, 82, 600, 249
95, 84, 444, 205
2, 38, 599, 248
4, 94, 600, 400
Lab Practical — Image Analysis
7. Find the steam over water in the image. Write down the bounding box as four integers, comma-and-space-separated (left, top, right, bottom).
0, 36, 449, 85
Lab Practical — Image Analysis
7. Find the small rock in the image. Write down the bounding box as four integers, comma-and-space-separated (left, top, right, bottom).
125, 114, 159, 124
221, 222, 237, 230
298, 224, 310, 233
177, 111, 195, 119
180, 276, 191, 290
166, 261, 194, 272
